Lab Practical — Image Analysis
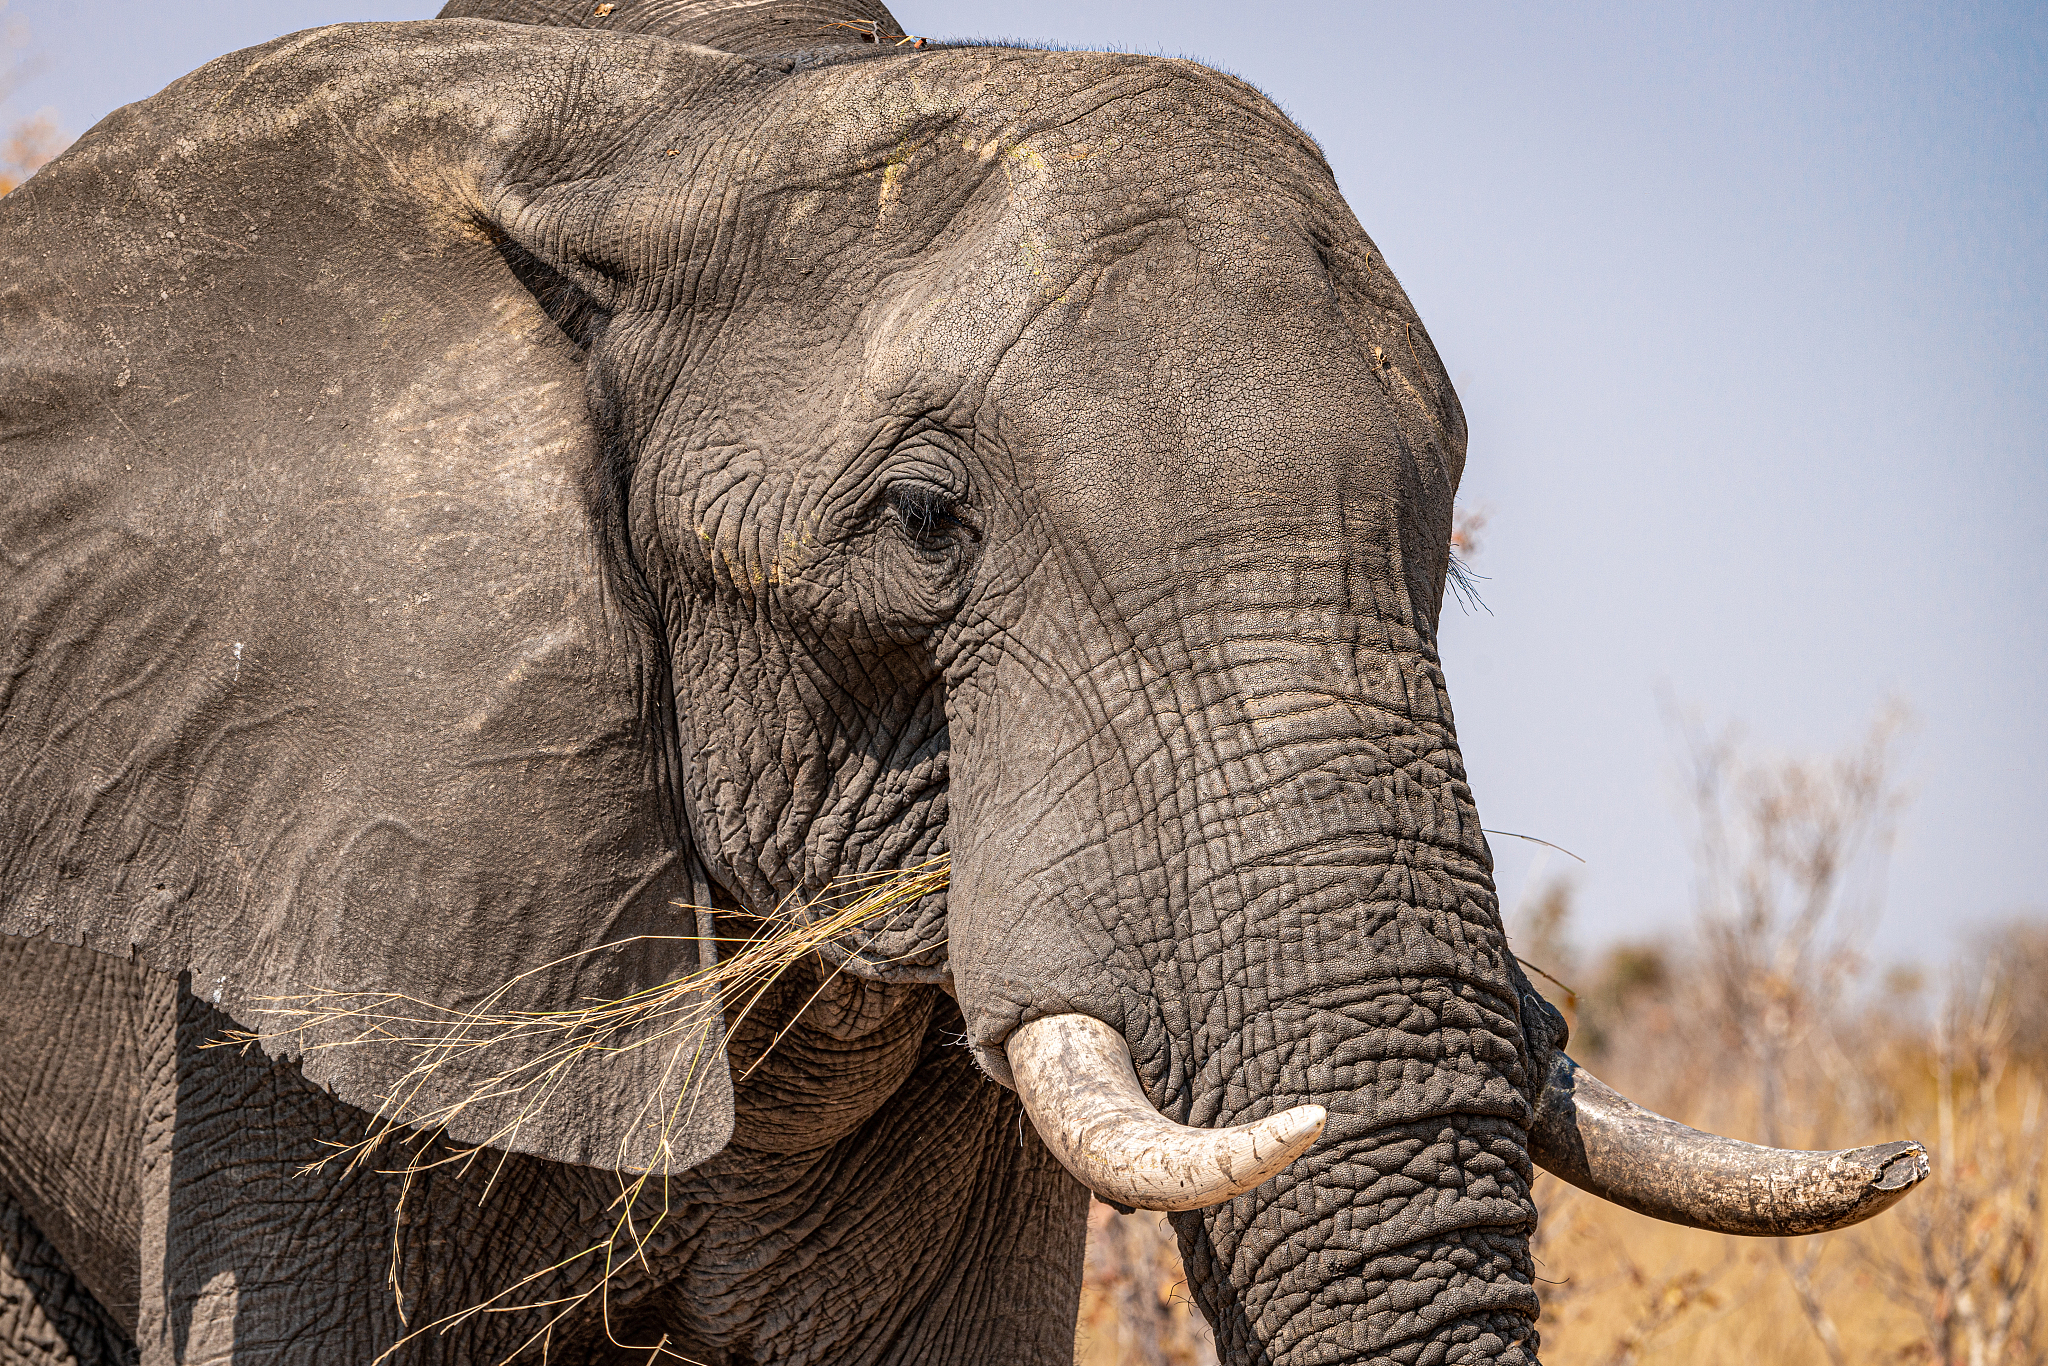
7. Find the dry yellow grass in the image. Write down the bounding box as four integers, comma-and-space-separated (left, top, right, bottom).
216, 858, 951, 1182
1073, 989, 2048, 1366
216, 859, 952, 1365
1527, 1034, 2046, 1366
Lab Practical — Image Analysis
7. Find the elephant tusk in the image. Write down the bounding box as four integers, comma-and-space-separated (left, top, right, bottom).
1004, 1014, 1326, 1212
1529, 1050, 1930, 1236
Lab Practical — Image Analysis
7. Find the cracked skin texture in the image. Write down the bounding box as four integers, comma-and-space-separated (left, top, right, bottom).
0, 4, 1554, 1363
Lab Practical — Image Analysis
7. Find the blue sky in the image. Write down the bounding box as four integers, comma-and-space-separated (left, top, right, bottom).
6, 0, 2043, 966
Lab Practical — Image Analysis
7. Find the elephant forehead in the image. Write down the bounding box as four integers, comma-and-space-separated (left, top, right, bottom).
769, 45, 1322, 185
582, 49, 1345, 427
748, 48, 1343, 382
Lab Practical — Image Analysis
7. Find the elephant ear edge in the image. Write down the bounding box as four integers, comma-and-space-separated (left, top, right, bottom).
0, 21, 758, 1175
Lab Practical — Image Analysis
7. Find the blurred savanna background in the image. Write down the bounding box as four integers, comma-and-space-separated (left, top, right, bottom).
0, 4, 60, 195
5, 0, 2044, 1363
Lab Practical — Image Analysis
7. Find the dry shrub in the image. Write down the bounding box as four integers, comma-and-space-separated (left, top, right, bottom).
1515, 709, 2048, 1366
1683, 709, 1903, 1365
1076, 1203, 1218, 1366
1, 6, 64, 198
1863, 978, 2047, 1366
1983, 920, 2048, 1064
0, 107, 58, 194
1528, 966, 2048, 1366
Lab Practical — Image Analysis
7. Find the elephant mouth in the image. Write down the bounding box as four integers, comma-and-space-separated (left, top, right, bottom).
1004, 1012, 1928, 1234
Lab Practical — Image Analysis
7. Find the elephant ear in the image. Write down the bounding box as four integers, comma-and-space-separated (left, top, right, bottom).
437, 0, 911, 53
0, 21, 757, 1174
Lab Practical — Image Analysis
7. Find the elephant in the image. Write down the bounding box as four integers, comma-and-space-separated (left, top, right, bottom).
0, 1, 1929, 1362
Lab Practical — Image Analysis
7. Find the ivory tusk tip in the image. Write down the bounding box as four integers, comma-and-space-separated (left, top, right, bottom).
1005, 1014, 1327, 1212
1864, 1139, 1929, 1193
1262, 1104, 1327, 1156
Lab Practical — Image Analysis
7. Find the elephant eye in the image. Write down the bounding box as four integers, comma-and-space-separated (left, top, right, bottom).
887, 482, 967, 550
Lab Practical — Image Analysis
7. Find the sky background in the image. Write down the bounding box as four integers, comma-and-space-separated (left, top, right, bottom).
5, 0, 2043, 968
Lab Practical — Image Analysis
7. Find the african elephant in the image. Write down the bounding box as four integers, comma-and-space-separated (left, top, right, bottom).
0, 2, 1928, 1362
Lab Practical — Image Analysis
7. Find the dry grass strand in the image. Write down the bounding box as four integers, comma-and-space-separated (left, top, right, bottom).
211, 858, 950, 1365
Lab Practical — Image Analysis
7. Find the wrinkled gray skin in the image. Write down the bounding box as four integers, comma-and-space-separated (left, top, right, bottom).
0, 3, 1561, 1362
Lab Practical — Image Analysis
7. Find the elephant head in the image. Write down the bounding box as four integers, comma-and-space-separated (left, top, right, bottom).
0, 1, 1925, 1361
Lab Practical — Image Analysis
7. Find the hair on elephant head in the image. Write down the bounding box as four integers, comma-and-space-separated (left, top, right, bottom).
0, 1, 1926, 1362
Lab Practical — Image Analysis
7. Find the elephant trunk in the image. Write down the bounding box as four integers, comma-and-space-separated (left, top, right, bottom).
945, 548, 1553, 1361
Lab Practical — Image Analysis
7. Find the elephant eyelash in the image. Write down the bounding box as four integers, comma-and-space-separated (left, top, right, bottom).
887, 482, 971, 549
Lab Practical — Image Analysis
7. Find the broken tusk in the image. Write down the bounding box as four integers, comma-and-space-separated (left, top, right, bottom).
1529, 1050, 1929, 1236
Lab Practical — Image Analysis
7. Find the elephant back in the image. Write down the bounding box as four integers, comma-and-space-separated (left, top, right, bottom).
437, 0, 912, 55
